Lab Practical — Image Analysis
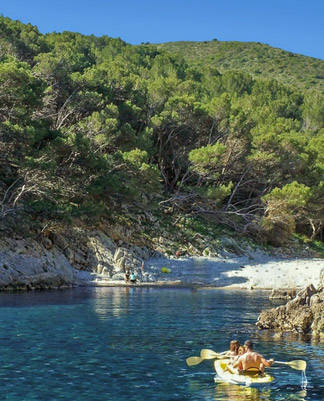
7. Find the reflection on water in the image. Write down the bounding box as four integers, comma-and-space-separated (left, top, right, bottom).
213, 382, 309, 401
259, 329, 324, 345
92, 287, 132, 318
214, 382, 271, 401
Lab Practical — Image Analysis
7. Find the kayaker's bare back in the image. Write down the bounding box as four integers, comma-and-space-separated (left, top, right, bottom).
234, 351, 266, 371
232, 340, 274, 372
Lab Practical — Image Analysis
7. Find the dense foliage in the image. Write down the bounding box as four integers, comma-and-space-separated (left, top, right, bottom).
1, 16, 324, 245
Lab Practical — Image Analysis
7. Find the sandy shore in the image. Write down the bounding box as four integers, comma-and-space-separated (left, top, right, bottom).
225, 257, 324, 290
76, 253, 324, 290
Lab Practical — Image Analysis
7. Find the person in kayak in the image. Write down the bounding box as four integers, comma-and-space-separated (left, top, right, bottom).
220, 340, 240, 358
231, 345, 245, 362
225, 345, 246, 372
231, 340, 274, 373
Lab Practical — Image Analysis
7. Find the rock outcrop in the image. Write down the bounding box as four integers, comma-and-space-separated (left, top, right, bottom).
269, 289, 296, 300
0, 214, 320, 291
0, 236, 77, 290
257, 272, 324, 336
0, 228, 152, 290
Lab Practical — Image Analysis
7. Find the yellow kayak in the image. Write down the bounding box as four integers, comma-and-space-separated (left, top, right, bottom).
214, 360, 275, 387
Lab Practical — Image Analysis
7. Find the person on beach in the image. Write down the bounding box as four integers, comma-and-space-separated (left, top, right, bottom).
124, 269, 130, 283
130, 272, 137, 284
232, 340, 274, 373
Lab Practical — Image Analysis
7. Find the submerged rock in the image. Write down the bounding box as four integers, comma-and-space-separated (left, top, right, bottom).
269, 289, 296, 300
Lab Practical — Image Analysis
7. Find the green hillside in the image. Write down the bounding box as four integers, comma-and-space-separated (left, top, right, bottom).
156, 41, 324, 92
1, 15, 324, 249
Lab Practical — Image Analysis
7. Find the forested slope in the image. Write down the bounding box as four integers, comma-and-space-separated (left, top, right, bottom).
1, 16, 324, 248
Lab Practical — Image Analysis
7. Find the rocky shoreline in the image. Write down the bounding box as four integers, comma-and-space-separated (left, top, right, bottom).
0, 231, 259, 290
0, 228, 152, 291
2, 226, 324, 337
257, 273, 324, 337
0, 226, 323, 291
0, 219, 270, 291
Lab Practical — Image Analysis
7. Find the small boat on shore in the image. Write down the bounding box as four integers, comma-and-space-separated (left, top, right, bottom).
214, 360, 275, 387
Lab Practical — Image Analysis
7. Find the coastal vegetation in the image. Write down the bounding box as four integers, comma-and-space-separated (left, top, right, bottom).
1, 16, 324, 250
157, 40, 324, 92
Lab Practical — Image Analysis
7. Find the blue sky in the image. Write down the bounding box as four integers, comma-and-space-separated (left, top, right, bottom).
1, 0, 324, 60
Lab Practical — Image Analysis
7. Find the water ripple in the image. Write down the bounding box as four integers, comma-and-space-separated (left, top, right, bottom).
0, 287, 323, 400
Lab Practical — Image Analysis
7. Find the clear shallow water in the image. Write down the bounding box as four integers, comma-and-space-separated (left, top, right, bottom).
0, 287, 323, 401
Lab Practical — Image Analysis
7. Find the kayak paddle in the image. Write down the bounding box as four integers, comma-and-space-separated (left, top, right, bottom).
200, 349, 228, 360
186, 349, 229, 366
186, 356, 203, 366
274, 360, 307, 371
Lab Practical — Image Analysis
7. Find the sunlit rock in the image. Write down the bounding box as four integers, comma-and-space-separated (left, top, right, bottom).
257, 278, 324, 335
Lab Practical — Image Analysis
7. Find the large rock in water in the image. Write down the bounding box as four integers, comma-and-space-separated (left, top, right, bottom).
257, 272, 324, 336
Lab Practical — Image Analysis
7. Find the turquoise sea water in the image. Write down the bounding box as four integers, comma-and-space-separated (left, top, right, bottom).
0, 287, 323, 401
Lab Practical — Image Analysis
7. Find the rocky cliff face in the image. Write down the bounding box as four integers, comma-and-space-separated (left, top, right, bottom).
257, 270, 324, 336
1, 205, 265, 290
0, 215, 320, 291
0, 228, 152, 290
